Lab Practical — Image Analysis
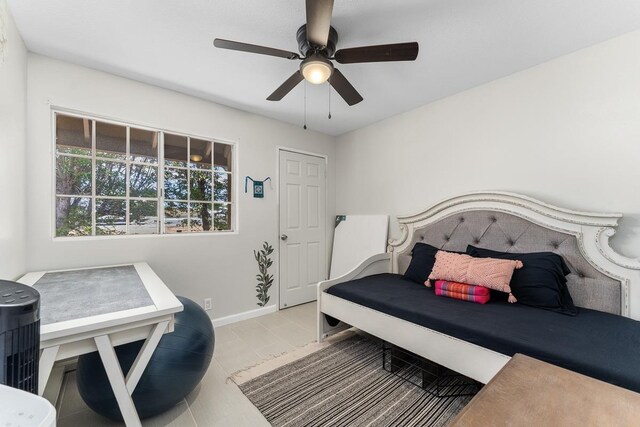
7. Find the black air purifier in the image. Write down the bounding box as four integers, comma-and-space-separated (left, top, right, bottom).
0, 279, 40, 394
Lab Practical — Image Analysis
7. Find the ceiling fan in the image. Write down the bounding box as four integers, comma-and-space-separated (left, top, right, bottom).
213, 0, 419, 106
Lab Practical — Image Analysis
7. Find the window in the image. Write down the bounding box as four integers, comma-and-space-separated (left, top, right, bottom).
163, 134, 233, 233
54, 112, 234, 237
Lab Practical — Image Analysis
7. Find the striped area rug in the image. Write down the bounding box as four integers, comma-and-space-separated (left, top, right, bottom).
237, 334, 475, 427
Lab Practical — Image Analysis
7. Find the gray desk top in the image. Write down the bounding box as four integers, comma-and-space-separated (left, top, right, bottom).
33, 265, 154, 325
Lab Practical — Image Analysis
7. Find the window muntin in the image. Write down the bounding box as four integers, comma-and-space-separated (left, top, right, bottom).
54, 112, 234, 237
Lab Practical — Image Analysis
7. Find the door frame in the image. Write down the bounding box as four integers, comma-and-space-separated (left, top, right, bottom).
276, 147, 329, 311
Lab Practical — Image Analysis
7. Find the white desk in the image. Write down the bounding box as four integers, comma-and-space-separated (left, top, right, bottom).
18, 262, 183, 427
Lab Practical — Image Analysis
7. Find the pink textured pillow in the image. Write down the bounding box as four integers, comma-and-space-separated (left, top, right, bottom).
427, 251, 523, 302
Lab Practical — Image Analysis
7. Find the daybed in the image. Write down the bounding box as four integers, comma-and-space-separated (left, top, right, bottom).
317, 192, 640, 390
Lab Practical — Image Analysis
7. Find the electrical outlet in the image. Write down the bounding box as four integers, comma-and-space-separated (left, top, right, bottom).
204, 298, 212, 311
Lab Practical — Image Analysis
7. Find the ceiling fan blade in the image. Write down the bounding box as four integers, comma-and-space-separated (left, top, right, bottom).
306, 0, 334, 47
334, 42, 419, 64
267, 71, 305, 101
328, 68, 363, 106
214, 38, 300, 60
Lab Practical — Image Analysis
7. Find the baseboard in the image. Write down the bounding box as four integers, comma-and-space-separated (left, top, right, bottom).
212, 305, 277, 327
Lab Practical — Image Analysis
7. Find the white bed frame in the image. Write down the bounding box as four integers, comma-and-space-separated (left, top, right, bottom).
317, 192, 640, 384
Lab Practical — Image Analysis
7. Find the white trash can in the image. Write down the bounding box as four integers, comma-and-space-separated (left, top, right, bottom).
0, 384, 56, 427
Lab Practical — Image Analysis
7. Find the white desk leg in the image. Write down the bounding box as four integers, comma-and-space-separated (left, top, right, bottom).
94, 334, 142, 427
38, 346, 60, 396
126, 320, 169, 394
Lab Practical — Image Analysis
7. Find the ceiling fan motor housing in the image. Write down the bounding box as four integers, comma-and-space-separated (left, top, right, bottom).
297, 24, 338, 57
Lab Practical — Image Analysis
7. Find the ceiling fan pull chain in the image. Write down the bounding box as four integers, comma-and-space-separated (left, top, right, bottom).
303, 80, 308, 130
328, 84, 332, 119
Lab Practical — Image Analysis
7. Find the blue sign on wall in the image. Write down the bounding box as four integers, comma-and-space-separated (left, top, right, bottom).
245, 176, 271, 198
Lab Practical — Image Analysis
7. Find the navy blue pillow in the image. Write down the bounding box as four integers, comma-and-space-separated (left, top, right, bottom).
466, 245, 577, 316
404, 243, 464, 285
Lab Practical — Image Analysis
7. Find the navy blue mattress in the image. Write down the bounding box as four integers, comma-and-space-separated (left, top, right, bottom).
326, 273, 640, 392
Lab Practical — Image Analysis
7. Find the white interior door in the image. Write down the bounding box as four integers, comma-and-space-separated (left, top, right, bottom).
279, 150, 327, 309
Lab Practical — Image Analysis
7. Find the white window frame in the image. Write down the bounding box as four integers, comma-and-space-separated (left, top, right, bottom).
51, 108, 238, 239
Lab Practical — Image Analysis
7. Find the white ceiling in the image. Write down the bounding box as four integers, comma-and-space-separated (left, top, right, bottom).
8, 0, 640, 136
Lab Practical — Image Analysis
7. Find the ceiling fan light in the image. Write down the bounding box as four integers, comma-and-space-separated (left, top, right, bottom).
301, 56, 333, 84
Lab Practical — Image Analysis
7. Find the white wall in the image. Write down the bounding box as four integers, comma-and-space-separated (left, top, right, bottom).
0, 0, 27, 279
336, 30, 640, 259
26, 54, 336, 318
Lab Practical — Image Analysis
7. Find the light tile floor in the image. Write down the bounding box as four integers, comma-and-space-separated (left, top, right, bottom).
55, 302, 318, 426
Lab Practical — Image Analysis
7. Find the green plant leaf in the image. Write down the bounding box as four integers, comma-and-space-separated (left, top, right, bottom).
254, 241, 274, 306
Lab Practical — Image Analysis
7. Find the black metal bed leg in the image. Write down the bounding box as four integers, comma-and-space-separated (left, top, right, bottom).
382, 341, 481, 398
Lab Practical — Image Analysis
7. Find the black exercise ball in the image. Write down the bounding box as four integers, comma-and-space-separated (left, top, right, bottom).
76, 296, 215, 421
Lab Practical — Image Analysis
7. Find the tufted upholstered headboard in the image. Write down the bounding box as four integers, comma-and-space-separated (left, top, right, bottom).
388, 192, 640, 318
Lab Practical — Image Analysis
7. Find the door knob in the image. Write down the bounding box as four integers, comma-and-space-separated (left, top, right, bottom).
280, 234, 288, 241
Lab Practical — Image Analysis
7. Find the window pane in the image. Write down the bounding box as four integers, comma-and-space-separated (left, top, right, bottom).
214, 143, 232, 172
130, 128, 158, 163
96, 161, 126, 196
190, 203, 212, 232
214, 172, 231, 202
164, 202, 188, 233
96, 199, 126, 235
129, 164, 158, 198
164, 168, 187, 200
190, 138, 212, 169
190, 170, 212, 201
130, 201, 159, 235
214, 204, 231, 231
96, 121, 126, 159
56, 115, 92, 156
56, 156, 92, 195
56, 197, 92, 237
164, 133, 187, 167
